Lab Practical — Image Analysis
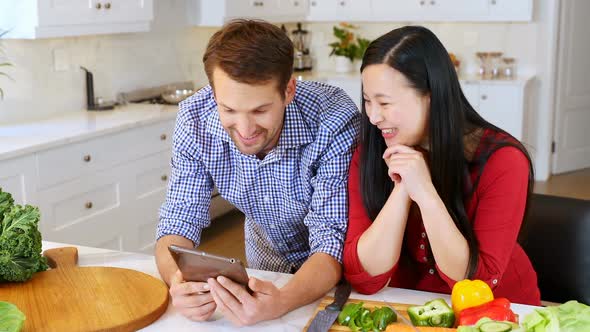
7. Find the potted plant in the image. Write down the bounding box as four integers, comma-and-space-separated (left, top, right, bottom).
0, 29, 12, 100
329, 23, 370, 73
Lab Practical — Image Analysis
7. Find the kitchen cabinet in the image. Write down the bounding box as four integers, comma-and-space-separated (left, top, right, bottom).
0, 155, 37, 206
307, 0, 370, 22
315, 0, 531, 23
34, 120, 175, 252
461, 80, 533, 141
188, 0, 308, 26
0, 0, 153, 39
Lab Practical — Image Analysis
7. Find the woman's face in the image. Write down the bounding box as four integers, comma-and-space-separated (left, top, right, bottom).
362, 64, 430, 148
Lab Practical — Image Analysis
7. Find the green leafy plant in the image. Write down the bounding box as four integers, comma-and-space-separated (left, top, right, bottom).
328, 23, 371, 62
0, 302, 25, 332
0, 187, 48, 283
0, 29, 13, 100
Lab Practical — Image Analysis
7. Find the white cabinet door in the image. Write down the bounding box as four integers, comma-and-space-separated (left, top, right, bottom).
430, 0, 489, 21
0, 156, 37, 206
461, 82, 481, 110
36, 163, 129, 251
488, 0, 533, 22
467, 84, 523, 140
37, 0, 95, 26
226, 0, 281, 19
93, 0, 154, 24
479, 85, 523, 140
371, 0, 427, 21
1, 0, 153, 39
308, 0, 370, 21
278, 0, 308, 20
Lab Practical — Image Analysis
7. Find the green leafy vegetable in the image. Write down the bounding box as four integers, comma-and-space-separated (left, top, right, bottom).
0, 187, 48, 282
0, 301, 25, 332
522, 300, 590, 332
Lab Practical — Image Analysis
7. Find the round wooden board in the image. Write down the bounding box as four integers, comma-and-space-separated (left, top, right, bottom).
0, 247, 169, 332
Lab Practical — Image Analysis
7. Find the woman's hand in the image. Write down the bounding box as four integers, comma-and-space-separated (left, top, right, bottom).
383, 144, 437, 205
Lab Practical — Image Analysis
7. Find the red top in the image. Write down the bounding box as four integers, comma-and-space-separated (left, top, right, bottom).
343, 129, 541, 305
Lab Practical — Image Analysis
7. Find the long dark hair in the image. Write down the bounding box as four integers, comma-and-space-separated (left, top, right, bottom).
358, 26, 534, 278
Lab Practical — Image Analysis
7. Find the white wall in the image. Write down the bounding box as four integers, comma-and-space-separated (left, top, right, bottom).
0, 0, 216, 124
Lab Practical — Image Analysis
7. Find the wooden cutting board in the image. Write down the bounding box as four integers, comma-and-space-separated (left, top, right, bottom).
304, 296, 457, 332
0, 247, 169, 332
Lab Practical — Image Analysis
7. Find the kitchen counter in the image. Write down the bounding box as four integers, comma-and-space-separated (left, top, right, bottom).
42, 241, 541, 332
295, 70, 534, 87
0, 103, 178, 161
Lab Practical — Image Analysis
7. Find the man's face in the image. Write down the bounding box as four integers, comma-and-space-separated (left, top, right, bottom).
212, 68, 295, 157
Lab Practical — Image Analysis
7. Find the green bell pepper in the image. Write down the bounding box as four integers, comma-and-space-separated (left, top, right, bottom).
372, 307, 397, 331
338, 302, 364, 326
407, 298, 456, 328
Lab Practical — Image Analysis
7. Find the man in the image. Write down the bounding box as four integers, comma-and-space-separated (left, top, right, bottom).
155, 19, 359, 326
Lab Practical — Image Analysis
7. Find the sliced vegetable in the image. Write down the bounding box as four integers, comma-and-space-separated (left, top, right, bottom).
407, 298, 455, 328
458, 298, 517, 326
451, 279, 494, 314
338, 302, 364, 326
479, 321, 513, 332
371, 307, 396, 331
337, 302, 397, 332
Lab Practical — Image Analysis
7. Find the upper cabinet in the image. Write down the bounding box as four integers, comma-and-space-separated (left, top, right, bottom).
307, 0, 371, 22
304, 0, 533, 22
188, 0, 308, 26
0, 0, 154, 39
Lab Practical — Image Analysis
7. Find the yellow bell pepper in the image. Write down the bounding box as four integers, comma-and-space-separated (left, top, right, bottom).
451, 279, 494, 314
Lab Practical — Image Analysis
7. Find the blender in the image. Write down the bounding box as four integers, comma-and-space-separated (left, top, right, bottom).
291, 22, 312, 71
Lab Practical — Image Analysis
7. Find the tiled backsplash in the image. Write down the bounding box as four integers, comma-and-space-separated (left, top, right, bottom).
0, 21, 536, 124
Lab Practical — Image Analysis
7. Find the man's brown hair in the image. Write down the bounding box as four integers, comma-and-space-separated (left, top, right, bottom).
203, 19, 294, 95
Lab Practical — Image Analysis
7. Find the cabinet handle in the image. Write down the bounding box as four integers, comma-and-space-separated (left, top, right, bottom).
160, 134, 167, 141
491, 0, 497, 4
420, 0, 425, 5
83, 155, 92, 162
294, 1, 299, 6
105, 2, 111, 9
430, 0, 436, 4
161, 175, 168, 181
95, 2, 102, 9
481, 94, 488, 100
339, 1, 346, 6
85, 202, 93, 209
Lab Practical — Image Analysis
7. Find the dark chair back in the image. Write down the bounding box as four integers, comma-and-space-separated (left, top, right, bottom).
520, 193, 590, 305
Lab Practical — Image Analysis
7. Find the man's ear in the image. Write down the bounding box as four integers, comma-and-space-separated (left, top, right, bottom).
284, 78, 296, 104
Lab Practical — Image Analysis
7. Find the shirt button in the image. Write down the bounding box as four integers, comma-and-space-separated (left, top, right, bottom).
263, 195, 270, 203
423, 257, 428, 262
429, 268, 435, 275
421, 232, 426, 238
492, 279, 498, 285
419, 244, 425, 250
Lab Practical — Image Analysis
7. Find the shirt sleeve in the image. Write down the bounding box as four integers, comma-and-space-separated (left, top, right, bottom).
437, 146, 530, 290
342, 148, 397, 294
304, 110, 360, 263
156, 114, 214, 247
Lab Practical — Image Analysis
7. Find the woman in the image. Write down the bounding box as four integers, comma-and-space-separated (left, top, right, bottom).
342, 26, 541, 305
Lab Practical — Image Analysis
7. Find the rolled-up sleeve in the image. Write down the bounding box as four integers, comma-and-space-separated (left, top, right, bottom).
305, 113, 359, 263
157, 115, 213, 247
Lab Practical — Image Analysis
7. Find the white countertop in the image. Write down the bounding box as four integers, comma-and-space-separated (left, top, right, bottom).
41, 241, 540, 332
295, 70, 534, 87
0, 103, 178, 161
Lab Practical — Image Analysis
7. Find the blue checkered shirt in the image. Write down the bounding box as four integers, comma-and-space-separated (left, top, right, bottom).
157, 81, 360, 273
